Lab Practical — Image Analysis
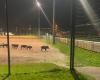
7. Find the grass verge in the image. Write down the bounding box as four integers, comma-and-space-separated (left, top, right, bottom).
0, 63, 74, 80
0, 63, 94, 80
45, 39, 100, 67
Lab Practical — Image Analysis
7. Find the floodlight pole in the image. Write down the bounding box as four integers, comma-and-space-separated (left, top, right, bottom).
38, 8, 40, 37
5, 0, 11, 75
70, 0, 76, 70
53, 0, 56, 44
36, 0, 41, 37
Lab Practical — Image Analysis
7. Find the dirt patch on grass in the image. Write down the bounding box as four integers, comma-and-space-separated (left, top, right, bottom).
76, 67, 100, 80
0, 36, 68, 67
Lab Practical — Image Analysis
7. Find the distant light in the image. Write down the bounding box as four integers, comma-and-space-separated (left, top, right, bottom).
36, 0, 41, 7
35, 0, 51, 26
80, 0, 100, 32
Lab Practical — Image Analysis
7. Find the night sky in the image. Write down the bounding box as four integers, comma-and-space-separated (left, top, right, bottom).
1, 0, 99, 34
0, 0, 71, 32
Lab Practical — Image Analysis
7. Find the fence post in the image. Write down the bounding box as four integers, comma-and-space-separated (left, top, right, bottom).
70, 0, 76, 70
5, 0, 11, 75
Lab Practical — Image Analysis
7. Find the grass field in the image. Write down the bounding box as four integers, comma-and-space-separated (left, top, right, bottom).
0, 63, 93, 80
0, 63, 74, 80
75, 48, 100, 67
47, 41, 100, 67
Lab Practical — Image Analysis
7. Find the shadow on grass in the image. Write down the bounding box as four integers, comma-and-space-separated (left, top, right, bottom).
1, 68, 89, 80
13, 68, 63, 75
71, 68, 79, 80
1, 74, 10, 80
38, 68, 62, 73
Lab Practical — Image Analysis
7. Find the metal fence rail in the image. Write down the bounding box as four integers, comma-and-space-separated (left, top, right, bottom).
59, 38, 100, 53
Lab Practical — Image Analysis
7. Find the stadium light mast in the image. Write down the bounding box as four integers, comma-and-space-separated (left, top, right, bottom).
36, 0, 41, 37
53, 0, 56, 44
5, 0, 11, 75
